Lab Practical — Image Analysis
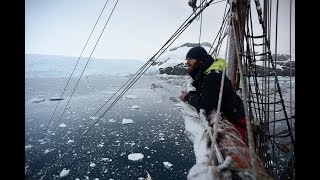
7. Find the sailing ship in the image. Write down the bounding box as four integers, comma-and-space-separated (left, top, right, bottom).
26, 0, 295, 179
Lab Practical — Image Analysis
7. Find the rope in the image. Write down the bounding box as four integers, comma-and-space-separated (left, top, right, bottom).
28, 0, 110, 153
32, 2, 217, 178
289, 0, 294, 178
207, 0, 234, 166
198, 0, 204, 45
208, 7, 230, 57
36, 0, 203, 161
231, 13, 258, 179
272, 1, 280, 176
253, 0, 295, 150
52, 0, 120, 133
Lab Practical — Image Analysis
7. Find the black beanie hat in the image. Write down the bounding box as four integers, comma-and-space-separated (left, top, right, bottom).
186, 46, 208, 62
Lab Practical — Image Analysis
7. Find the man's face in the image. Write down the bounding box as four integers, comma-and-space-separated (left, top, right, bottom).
185, 58, 202, 74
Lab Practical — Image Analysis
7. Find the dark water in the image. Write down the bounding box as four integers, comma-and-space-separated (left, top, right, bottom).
25, 75, 195, 180
25, 75, 295, 179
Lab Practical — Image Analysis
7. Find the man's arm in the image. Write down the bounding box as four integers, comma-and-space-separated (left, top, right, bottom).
184, 73, 221, 111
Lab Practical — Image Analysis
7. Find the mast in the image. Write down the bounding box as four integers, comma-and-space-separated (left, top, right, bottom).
227, 0, 248, 92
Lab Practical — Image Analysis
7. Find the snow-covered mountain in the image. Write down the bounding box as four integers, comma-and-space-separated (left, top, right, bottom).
25, 54, 144, 77
148, 42, 295, 76
147, 42, 213, 75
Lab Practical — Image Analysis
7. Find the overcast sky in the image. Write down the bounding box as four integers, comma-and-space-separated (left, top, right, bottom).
26, 0, 295, 60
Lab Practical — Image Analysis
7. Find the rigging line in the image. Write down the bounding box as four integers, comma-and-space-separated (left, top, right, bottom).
29, 0, 110, 152
211, 14, 229, 58
253, 0, 295, 148
33, 3, 214, 178
38, 1, 207, 161
62, 0, 206, 139
199, 8, 203, 45
51, 0, 120, 133
231, 13, 258, 179
208, 6, 229, 55
272, 0, 280, 176
84, 21, 195, 137
208, 2, 228, 54
289, 0, 294, 178
37, 23, 193, 180
247, 7, 264, 125
209, 0, 227, 5
207, 1, 234, 166
209, 1, 247, 165
74, 0, 214, 137
198, 0, 206, 45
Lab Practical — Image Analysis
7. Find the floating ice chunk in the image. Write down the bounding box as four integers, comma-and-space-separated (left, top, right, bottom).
67, 140, 74, 143
124, 94, 137, 99
90, 116, 99, 120
128, 153, 144, 162
163, 161, 173, 169
44, 148, 55, 154
121, 118, 134, 124
101, 157, 111, 161
159, 133, 165, 136
59, 168, 70, 177
160, 137, 165, 141
89, 163, 96, 167
131, 105, 140, 109
59, 123, 67, 127
25, 165, 29, 173
108, 119, 116, 123
97, 142, 104, 147
29, 97, 45, 103
25, 144, 33, 149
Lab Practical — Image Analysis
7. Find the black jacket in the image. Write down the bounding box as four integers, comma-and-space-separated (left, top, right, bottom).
184, 56, 244, 123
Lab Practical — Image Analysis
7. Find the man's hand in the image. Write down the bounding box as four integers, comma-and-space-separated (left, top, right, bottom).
179, 91, 188, 102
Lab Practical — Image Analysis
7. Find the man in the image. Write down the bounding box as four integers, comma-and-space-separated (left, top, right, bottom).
179, 46, 247, 142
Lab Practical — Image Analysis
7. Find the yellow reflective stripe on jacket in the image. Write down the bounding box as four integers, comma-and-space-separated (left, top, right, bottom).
204, 58, 227, 75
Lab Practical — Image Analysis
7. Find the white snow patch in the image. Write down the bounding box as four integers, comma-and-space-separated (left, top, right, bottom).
121, 118, 134, 124
128, 153, 144, 161
131, 105, 140, 109
89, 163, 96, 167
59, 123, 67, 128
59, 168, 70, 177
163, 161, 173, 169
